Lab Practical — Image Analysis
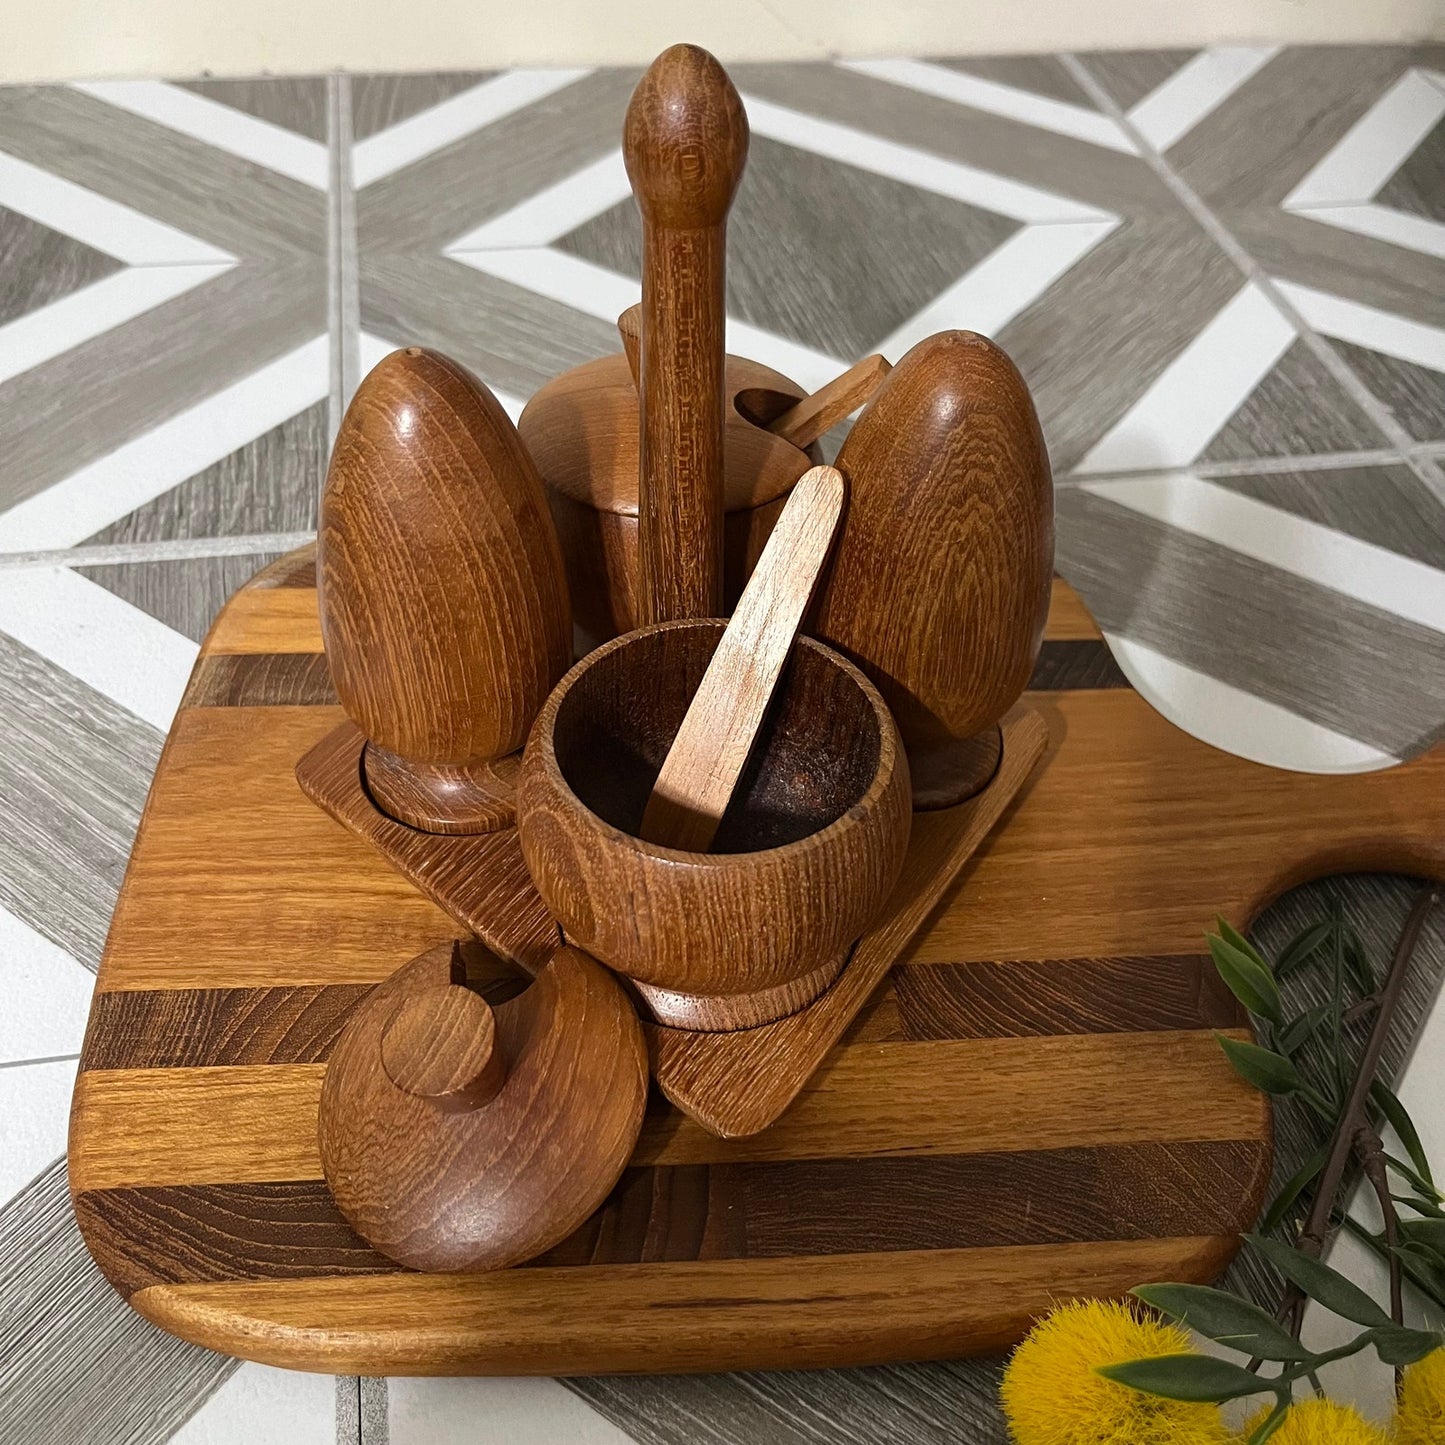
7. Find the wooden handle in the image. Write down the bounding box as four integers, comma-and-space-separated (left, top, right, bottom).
767, 354, 891, 451
623, 45, 749, 624
639, 465, 846, 852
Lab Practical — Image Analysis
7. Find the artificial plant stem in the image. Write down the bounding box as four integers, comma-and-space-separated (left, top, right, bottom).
1277, 885, 1440, 1333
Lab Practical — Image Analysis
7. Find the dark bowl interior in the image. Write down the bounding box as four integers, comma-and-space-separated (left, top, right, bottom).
551, 623, 882, 854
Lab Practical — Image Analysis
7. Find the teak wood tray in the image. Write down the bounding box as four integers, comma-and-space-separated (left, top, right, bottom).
70, 548, 1445, 1376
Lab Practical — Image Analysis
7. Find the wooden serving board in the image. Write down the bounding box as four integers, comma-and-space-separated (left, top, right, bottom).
70, 548, 1445, 1376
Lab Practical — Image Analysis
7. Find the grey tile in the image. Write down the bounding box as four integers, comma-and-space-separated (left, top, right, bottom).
1200, 340, 1389, 462
76, 552, 283, 643
0, 1160, 237, 1445
934, 54, 1097, 107
1079, 48, 1197, 111
351, 72, 495, 140
729, 61, 1178, 217
998, 215, 1243, 473
1211, 462, 1445, 567
83, 401, 326, 545
571, 1359, 1010, 1445
0, 629, 159, 969
558, 133, 1019, 359
1377, 113, 1445, 224
179, 76, 330, 142
1055, 488, 1445, 758
360, 1376, 390, 1444
1328, 338, 1445, 443
0, 206, 120, 327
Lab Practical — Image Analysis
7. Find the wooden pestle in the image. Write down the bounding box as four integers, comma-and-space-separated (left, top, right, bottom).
639, 465, 846, 853
623, 44, 749, 623
813, 331, 1053, 810
319, 347, 572, 834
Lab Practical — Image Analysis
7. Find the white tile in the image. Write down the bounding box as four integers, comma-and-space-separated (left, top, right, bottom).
1076, 282, 1296, 473
1276, 280, 1445, 373
448, 148, 631, 249
73, 81, 329, 191
0, 262, 231, 387
1105, 634, 1397, 774
0, 568, 198, 732
169, 1363, 336, 1445
1288, 201, 1445, 261
841, 58, 1136, 153
0, 333, 330, 552
1126, 46, 1281, 153
352, 69, 592, 189
0, 903, 93, 1065
876, 219, 1117, 355
1084, 473, 1445, 635
0, 146, 233, 265
739, 93, 1113, 223
1285, 68, 1445, 207
0, 1056, 75, 1207
389, 1377, 636, 1445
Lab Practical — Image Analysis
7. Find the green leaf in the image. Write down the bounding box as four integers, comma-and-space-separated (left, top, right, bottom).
1132, 1284, 1313, 1360
1394, 1193, 1445, 1220
1216, 917, 1273, 975
1341, 927, 1375, 996
1246, 1234, 1393, 1327
1262, 1144, 1329, 1233
1276, 1005, 1331, 1057
1208, 933, 1284, 1024
1385, 1152, 1445, 1203
1369, 1324, 1443, 1366
1400, 1218, 1445, 1260
1372, 1081, 1434, 1188
1275, 921, 1335, 979
1247, 1398, 1292, 1445
1217, 1035, 1305, 1095
1096, 1353, 1271, 1403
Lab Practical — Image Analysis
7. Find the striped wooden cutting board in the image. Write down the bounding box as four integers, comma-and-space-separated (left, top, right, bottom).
69, 548, 1445, 1376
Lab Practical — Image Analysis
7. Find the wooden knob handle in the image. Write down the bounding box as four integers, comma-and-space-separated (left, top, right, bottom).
623, 46, 749, 625
622, 44, 749, 230
380, 985, 505, 1112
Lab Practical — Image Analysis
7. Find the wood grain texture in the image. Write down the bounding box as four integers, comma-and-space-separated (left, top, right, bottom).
647, 705, 1047, 1135
624, 45, 749, 623
130, 1236, 1241, 1375
815, 330, 1054, 807
295, 719, 560, 974
519, 351, 817, 648
319, 346, 570, 831
318, 943, 647, 1271
640, 466, 848, 852
72, 547, 1445, 1376
766, 355, 891, 452
517, 620, 910, 1017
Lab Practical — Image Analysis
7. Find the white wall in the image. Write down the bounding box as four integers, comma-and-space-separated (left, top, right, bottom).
7, 0, 1445, 84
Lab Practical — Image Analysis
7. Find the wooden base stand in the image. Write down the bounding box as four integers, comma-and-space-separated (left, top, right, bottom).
646, 704, 1049, 1136
296, 720, 559, 974
362, 744, 520, 835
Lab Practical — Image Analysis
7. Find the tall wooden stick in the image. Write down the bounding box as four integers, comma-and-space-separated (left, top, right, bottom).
623, 45, 748, 623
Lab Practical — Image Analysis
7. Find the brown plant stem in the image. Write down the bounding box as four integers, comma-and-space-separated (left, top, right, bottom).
1273, 885, 1440, 1337
1355, 1122, 1405, 1389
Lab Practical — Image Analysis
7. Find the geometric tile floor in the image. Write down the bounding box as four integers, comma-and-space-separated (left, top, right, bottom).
0, 46, 1442, 1442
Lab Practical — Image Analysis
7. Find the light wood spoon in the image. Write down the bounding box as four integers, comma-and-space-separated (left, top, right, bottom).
638, 463, 847, 852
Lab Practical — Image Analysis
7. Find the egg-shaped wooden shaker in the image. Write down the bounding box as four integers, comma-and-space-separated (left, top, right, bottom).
319, 347, 572, 834
813, 331, 1053, 808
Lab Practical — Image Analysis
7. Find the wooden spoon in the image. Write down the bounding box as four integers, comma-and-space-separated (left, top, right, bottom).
638, 464, 847, 852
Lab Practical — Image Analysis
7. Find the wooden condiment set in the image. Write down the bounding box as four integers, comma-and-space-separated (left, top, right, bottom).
304, 42, 1053, 1276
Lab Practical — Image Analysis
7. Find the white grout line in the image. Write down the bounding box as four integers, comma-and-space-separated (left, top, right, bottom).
1059, 446, 1416, 485
0, 533, 316, 570
1060, 52, 1430, 478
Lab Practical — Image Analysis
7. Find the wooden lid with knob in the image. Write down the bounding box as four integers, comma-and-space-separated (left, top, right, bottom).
318, 941, 647, 1273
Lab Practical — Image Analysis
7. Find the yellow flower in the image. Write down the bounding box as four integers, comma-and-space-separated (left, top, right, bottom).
1001, 1297, 1231, 1444
1394, 1347, 1445, 1445
1238, 1398, 1385, 1444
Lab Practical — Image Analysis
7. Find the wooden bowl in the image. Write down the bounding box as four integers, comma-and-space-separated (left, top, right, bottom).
518, 354, 821, 652
516, 620, 911, 1029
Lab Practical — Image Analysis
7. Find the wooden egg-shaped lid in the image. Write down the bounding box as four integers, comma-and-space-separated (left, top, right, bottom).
518, 353, 818, 517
